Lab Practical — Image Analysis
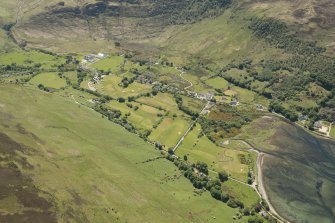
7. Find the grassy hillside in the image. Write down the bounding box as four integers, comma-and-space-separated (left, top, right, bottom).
0, 84, 248, 223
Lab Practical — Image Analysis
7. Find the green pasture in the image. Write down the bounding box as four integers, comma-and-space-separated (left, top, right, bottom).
62, 71, 78, 85
137, 93, 179, 113
107, 101, 162, 130
181, 95, 206, 113
91, 56, 125, 73
149, 117, 190, 149
176, 124, 251, 182
29, 72, 67, 89
205, 77, 229, 89
95, 76, 152, 98
0, 84, 248, 223
0, 50, 65, 69
221, 180, 260, 208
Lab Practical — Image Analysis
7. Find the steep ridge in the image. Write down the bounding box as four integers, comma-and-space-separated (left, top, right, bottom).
10, 0, 232, 51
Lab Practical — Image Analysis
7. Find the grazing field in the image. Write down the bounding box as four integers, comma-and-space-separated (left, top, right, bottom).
107, 101, 163, 130
0, 84, 248, 223
238, 116, 335, 223
149, 117, 190, 149
205, 77, 229, 89
62, 71, 78, 85
224, 69, 253, 85
181, 95, 206, 113
0, 50, 64, 69
29, 72, 67, 89
176, 124, 251, 182
58, 88, 97, 107
223, 86, 269, 106
94, 76, 152, 98
181, 72, 210, 93
137, 93, 179, 113
221, 180, 260, 208
91, 56, 125, 73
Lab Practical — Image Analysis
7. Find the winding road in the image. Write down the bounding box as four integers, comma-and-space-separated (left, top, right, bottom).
179, 70, 193, 93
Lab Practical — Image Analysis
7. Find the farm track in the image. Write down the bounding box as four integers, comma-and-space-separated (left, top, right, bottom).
178, 69, 193, 93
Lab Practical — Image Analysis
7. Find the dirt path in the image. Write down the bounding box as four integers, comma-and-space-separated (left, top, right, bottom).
172, 101, 209, 152
172, 69, 209, 152
71, 95, 80, 105
179, 71, 193, 92
87, 81, 96, 91
172, 121, 196, 152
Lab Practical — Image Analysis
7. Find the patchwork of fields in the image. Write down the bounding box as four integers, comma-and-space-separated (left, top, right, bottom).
0, 84, 249, 223
0, 1, 334, 220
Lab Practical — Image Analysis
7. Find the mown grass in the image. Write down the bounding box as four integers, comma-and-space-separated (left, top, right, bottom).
29, 72, 67, 89
149, 116, 190, 149
0, 84, 248, 223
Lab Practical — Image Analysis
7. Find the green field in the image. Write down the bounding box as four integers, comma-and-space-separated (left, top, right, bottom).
181, 95, 206, 113
176, 124, 251, 182
0, 84, 249, 223
0, 50, 65, 69
107, 101, 163, 130
221, 180, 260, 208
57, 88, 98, 107
223, 69, 253, 85
205, 77, 229, 89
181, 72, 210, 93
223, 86, 269, 106
137, 93, 180, 113
91, 56, 125, 73
62, 71, 78, 85
94, 76, 152, 98
149, 117, 190, 149
29, 72, 67, 89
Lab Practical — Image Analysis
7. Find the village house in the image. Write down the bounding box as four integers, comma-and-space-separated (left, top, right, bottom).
230, 99, 239, 106
314, 121, 322, 129
298, 115, 308, 121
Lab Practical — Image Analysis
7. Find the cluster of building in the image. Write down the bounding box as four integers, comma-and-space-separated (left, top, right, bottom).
193, 92, 215, 101
298, 114, 308, 122
230, 99, 239, 106
83, 53, 107, 63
